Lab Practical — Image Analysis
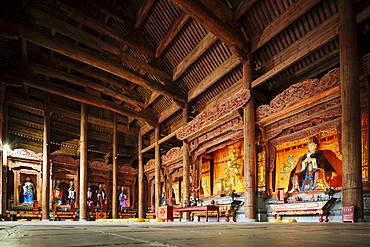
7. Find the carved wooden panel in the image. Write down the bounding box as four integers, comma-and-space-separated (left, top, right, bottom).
161, 147, 183, 165
7, 148, 43, 161
256, 68, 340, 121
177, 88, 250, 140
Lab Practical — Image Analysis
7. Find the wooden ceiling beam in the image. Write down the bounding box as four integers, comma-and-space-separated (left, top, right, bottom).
200, 0, 233, 23
1, 68, 157, 125
250, 0, 321, 52
156, 13, 189, 58
251, 15, 339, 88
188, 54, 241, 102
26, 7, 171, 84
0, 20, 185, 105
233, 0, 257, 21
135, 0, 155, 29
60, 3, 154, 58
170, 0, 245, 50
7, 95, 139, 136
141, 103, 181, 136
173, 32, 217, 81
29, 63, 145, 110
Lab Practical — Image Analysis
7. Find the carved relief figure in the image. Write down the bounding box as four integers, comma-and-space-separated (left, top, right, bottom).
290, 137, 337, 192
23, 177, 35, 205
222, 147, 244, 193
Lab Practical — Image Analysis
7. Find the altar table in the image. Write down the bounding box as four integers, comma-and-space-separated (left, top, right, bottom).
175, 205, 219, 222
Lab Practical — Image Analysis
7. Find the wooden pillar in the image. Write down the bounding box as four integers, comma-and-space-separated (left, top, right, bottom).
138, 133, 144, 218
41, 97, 50, 220
112, 113, 118, 218
79, 103, 88, 221
339, 0, 363, 220
182, 106, 190, 208
154, 127, 161, 216
0, 85, 4, 217
242, 57, 257, 221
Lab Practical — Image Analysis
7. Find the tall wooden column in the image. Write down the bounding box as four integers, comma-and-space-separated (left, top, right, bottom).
42, 97, 50, 220
112, 113, 118, 218
242, 57, 256, 221
138, 133, 144, 218
79, 103, 88, 221
154, 127, 161, 216
0, 85, 5, 217
182, 106, 190, 208
339, 0, 363, 220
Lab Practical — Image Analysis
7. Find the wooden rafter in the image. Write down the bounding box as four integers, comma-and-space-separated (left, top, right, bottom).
135, 0, 156, 29
233, 0, 257, 21
252, 15, 338, 88
170, 0, 245, 50
173, 32, 217, 81
1, 68, 158, 125
60, 3, 154, 58
155, 13, 189, 58
188, 54, 241, 102
250, 0, 321, 52
26, 6, 171, 84
44, 55, 144, 108
29, 63, 145, 110
0, 20, 186, 105
200, 0, 233, 23
8, 95, 139, 136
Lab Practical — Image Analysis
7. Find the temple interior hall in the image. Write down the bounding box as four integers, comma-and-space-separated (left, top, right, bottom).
0, 0, 370, 246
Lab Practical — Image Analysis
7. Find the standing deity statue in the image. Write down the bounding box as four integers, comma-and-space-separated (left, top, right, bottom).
53, 180, 63, 206
67, 181, 76, 206
23, 177, 35, 205
118, 186, 128, 212
87, 186, 94, 210
96, 184, 106, 210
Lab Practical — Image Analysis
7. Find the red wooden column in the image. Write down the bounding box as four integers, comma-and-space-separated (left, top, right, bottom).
0, 85, 5, 217
154, 127, 161, 217
112, 113, 118, 219
182, 106, 190, 208
79, 103, 88, 220
42, 97, 50, 220
138, 133, 144, 218
242, 56, 257, 221
339, 0, 363, 221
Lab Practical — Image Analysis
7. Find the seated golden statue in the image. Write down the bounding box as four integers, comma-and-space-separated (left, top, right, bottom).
289, 137, 337, 192
223, 147, 244, 193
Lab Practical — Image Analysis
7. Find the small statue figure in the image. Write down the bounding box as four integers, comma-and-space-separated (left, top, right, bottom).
96, 184, 106, 210
23, 177, 35, 205
53, 180, 63, 206
67, 181, 76, 206
118, 186, 128, 212
87, 186, 94, 210
160, 192, 166, 206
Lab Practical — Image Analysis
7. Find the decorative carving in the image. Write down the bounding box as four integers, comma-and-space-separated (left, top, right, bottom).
51, 155, 79, 166
256, 68, 340, 121
144, 159, 155, 173
161, 147, 183, 165
177, 88, 250, 140
362, 53, 370, 77
7, 149, 43, 161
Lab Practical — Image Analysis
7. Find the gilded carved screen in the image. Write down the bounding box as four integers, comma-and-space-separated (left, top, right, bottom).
172, 180, 181, 205
201, 161, 211, 198
275, 130, 342, 192
213, 141, 244, 195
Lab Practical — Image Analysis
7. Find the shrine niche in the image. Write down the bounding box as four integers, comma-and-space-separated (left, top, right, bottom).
7, 149, 43, 209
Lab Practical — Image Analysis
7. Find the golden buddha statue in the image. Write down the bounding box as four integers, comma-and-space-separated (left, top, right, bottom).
222, 146, 244, 193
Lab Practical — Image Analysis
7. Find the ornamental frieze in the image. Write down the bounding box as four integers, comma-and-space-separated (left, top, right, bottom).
177, 88, 250, 140
161, 147, 183, 165
7, 148, 43, 161
256, 68, 340, 121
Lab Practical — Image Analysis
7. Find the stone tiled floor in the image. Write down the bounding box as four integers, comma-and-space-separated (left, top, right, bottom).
0, 221, 369, 247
